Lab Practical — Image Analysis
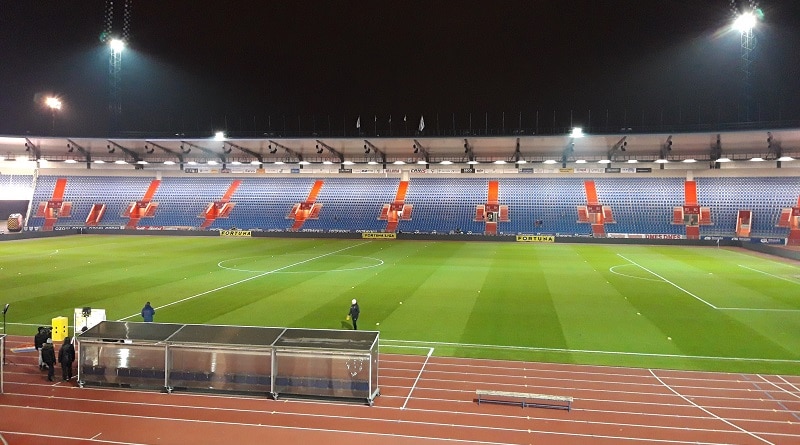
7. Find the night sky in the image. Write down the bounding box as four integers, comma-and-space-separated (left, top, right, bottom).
1, 0, 799, 136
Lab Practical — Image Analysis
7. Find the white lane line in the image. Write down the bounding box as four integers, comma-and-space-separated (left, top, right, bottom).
117, 241, 370, 321
777, 375, 800, 395
402, 347, 434, 410
648, 369, 774, 445
738, 264, 800, 284
0, 395, 751, 445
617, 254, 717, 309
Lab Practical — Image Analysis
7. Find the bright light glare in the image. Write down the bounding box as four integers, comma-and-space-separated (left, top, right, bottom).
45, 97, 62, 110
213, 131, 226, 140
732, 12, 757, 33
110, 38, 125, 52
570, 127, 584, 138
543, 160, 558, 164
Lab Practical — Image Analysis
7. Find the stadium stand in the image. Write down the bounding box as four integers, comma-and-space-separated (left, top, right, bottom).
21, 174, 800, 238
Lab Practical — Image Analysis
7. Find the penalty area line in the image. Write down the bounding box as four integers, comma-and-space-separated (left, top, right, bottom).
617, 254, 717, 309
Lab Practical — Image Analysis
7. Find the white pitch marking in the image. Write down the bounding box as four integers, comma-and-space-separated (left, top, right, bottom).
617, 254, 717, 309
117, 242, 371, 321
738, 264, 800, 284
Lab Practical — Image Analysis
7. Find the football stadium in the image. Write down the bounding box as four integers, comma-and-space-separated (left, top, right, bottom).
1, 2, 800, 444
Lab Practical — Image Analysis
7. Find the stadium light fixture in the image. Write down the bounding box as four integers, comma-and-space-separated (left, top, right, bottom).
109, 38, 125, 53
732, 11, 757, 33
214, 131, 226, 140
45, 97, 62, 110
570, 127, 584, 138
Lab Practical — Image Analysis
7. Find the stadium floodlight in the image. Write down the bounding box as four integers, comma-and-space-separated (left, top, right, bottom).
214, 131, 226, 140
45, 97, 62, 110
109, 38, 125, 53
732, 11, 757, 33
570, 127, 584, 138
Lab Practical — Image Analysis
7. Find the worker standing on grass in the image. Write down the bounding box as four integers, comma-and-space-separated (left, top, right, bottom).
348, 299, 360, 330
141, 301, 155, 322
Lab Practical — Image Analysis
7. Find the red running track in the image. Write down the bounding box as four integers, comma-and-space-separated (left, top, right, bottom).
1, 335, 798, 444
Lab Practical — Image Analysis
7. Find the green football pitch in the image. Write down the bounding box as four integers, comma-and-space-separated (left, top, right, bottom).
1, 235, 798, 375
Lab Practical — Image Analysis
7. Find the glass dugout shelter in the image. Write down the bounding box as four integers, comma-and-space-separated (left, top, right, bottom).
76, 321, 380, 405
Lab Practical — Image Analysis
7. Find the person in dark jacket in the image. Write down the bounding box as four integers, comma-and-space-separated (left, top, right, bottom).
34, 327, 49, 370
58, 337, 76, 381
41, 338, 56, 381
348, 299, 360, 330
141, 301, 155, 322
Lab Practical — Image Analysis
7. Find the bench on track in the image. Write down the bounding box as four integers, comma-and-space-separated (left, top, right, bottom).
476, 389, 573, 411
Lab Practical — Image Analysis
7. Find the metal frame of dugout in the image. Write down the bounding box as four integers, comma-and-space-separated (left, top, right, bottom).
76, 321, 380, 405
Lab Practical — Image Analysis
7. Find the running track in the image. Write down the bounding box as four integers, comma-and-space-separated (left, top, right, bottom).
1, 336, 798, 444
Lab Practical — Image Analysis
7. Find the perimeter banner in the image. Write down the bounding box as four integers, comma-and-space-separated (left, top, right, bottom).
219, 230, 252, 237
516, 235, 555, 243
362, 232, 397, 239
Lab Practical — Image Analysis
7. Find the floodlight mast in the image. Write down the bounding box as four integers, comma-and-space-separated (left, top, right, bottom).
730, 2, 761, 121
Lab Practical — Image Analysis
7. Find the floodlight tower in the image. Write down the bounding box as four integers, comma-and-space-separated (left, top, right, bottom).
730, 1, 762, 122
101, 0, 132, 132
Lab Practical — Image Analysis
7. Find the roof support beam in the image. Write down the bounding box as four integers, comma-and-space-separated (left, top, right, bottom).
268, 140, 303, 162
181, 141, 227, 163
363, 140, 387, 165
413, 139, 430, 164
315, 140, 344, 163
107, 140, 142, 162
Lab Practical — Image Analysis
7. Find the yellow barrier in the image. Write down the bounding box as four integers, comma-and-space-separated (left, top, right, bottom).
51, 316, 69, 342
